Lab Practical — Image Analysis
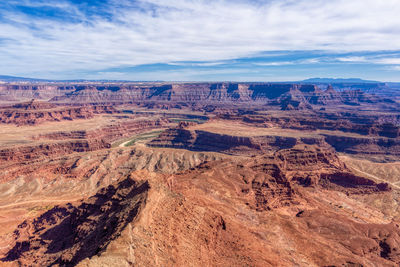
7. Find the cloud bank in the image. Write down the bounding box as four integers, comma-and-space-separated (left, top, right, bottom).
0, 0, 399, 80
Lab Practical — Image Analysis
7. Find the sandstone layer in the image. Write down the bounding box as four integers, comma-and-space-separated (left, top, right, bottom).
0, 81, 399, 266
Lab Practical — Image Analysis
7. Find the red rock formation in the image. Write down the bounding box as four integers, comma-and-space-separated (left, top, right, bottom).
0, 143, 395, 266
0, 101, 118, 126
296, 210, 400, 265
2, 176, 149, 266
148, 128, 329, 155
0, 84, 75, 101
0, 118, 169, 164
11, 99, 57, 110
33, 118, 169, 142
1, 82, 393, 110
0, 139, 110, 163
218, 113, 400, 157
0, 81, 399, 266
323, 134, 400, 156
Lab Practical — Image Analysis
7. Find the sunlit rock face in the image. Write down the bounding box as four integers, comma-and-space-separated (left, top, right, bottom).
0, 81, 399, 266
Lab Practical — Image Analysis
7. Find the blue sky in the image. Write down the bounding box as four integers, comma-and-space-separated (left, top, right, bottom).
0, 0, 400, 81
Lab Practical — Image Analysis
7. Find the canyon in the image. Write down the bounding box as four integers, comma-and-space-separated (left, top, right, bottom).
0, 81, 399, 266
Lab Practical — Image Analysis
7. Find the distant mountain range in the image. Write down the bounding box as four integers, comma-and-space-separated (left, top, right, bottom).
0, 75, 130, 83
0, 75, 49, 82
0, 75, 166, 83
0, 75, 390, 84
301, 78, 381, 83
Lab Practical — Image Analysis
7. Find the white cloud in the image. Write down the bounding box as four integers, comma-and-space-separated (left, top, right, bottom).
337, 56, 400, 64
168, 61, 228, 67
0, 0, 400, 78
336, 56, 368, 62
375, 58, 400, 65
253, 61, 294, 66
300, 58, 321, 64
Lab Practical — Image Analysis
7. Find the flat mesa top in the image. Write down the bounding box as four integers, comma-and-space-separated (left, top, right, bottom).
187, 121, 375, 139
0, 115, 139, 148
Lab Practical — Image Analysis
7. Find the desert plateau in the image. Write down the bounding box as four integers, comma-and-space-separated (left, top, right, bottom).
0, 82, 398, 266
1, 0, 400, 266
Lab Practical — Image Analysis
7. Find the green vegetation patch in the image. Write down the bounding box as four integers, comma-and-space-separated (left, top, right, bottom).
170, 118, 207, 124
124, 130, 164, 147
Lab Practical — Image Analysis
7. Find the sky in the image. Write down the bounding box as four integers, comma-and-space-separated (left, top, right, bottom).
0, 0, 400, 81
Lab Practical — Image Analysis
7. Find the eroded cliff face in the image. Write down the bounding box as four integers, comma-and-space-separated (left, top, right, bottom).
215, 112, 400, 159
296, 209, 400, 265
0, 84, 75, 102
1, 144, 396, 267
237, 113, 400, 138
0, 81, 400, 266
121, 146, 396, 267
2, 177, 149, 266
324, 135, 400, 156
33, 118, 169, 142
0, 139, 110, 163
2, 82, 396, 111
148, 128, 330, 155
0, 100, 118, 126
0, 118, 169, 164
146, 121, 400, 160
